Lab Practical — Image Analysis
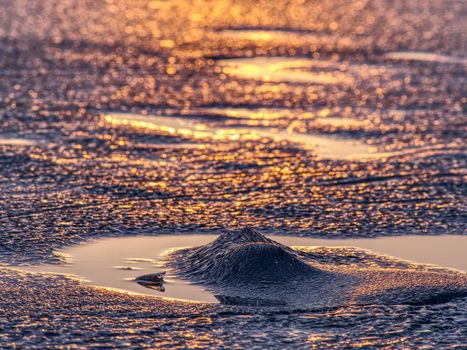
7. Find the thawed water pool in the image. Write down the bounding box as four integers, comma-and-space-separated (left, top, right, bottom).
0, 136, 38, 146
104, 112, 382, 160
13, 234, 467, 304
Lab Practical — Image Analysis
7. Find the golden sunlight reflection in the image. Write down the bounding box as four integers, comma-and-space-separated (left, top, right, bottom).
385, 51, 467, 64
217, 57, 353, 85
0, 136, 38, 146
104, 112, 380, 160
1, 0, 466, 346
260, 130, 378, 160
312, 117, 370, 129
11, 234, 467, 303
199, 107, 317, 120
16, 235, 219, 303
214, 29, 355, 49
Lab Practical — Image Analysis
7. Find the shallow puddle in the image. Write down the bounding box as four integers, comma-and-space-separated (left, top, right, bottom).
217, 56, 394, 85
216, 29, 324, 42
254, 129, 378, 160
385, 51, 467, 64
104, 112, 379, 160
12, 234, 467, 303
312, 117, 370, 129
199, 106, 317, 120
217, 57, 352, 85
104, 112, 209, 137
0, 136, 38, 146
15, 235, 219, 303
218, 29, 311, 42
105, 112, 459, 161
214, 29, 355, 48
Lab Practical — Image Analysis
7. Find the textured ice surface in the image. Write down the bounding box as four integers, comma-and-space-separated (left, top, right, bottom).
2, 242, 467, 348
8, 232, 467, 305
168, 228, 467, 307
1, 0, 466, 347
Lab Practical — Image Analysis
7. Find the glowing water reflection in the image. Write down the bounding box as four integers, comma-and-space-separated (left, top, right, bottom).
215, 29, 354, 48
105, 112, 378, 160
313, 117, 370, 129
200, 107, 316, 120
0, 137, 38, 146
217, 57, 352, 85
16, 235, 219, 303
385, 52, 467, 64
12, 234, 467, 303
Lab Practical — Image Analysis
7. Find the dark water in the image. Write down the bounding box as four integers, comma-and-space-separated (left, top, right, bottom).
0, 0, 466, 348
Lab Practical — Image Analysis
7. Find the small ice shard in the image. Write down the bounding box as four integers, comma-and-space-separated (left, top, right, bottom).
113, 266, 142, 271
135, 271, 166, 283
135, 272, 166, 293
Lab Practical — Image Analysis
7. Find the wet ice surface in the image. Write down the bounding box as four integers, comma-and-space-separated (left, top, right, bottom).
14, 235, 220, 303
2, 232, 467, 349
218, 57, 355, 85
385, 51, 467, 64
214, 29, 355, 49
104, 111, 379, 160
11, 232, 467, 305
1, 0, 467, 348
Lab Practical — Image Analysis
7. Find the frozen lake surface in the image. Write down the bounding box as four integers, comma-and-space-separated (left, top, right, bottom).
0, 0, 466, 348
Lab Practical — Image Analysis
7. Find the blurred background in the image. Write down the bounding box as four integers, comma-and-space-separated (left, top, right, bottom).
0, 0, 466, 264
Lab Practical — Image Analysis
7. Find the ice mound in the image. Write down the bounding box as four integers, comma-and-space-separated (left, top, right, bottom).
166, 228, 467, 307
167, 227, 324, 286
